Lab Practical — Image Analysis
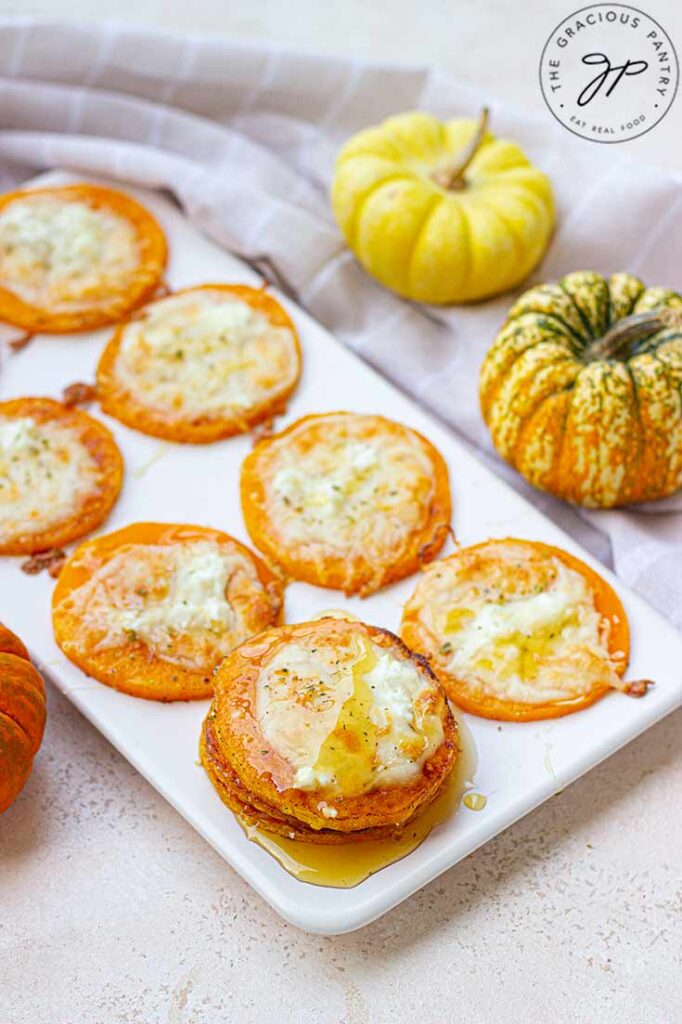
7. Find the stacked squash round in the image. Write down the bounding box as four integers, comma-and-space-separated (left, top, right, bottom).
200, 617, 458, 843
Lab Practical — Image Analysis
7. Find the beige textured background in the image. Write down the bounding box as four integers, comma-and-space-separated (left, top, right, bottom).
1, 3, 681, 1022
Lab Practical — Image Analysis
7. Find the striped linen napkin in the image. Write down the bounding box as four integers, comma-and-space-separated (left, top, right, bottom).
0, 17, 680, 627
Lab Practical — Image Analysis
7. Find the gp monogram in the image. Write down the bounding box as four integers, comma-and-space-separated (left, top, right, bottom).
539, 4, 678, 142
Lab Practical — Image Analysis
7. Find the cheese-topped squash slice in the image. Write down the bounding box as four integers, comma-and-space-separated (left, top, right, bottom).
201, 617, 457, 841
0, 397, 123, 554
0, 184, 167, 333
240, 412, 452, 596
97, 285, 302, 443
52, 522, 285, 701
401, 538, 651, 722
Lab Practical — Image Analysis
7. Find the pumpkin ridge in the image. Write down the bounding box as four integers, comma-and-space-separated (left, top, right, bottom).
490, 349, 579, 458
379, 113, 444, 162
619, 362, 645, 503
481, 315, 579, 414
477, 198, 526, 268
634, 287, 682, 315
653, 340, 682, 393
0, 625, 46, 814
650, 350, 682, 402
511, 381, 575, 474
557, 280, 596, 341
641, 328, 682, 356
0, 653, 46, 753
0, 625, 28, 660
405, 194, 444, 296
564, 272, 611, 338
0, 709, 33, 813
472, 178, 544, 205
453, 201, 473, 299
461, 198, 527, 300
603, 280, 612, 330
0, 702, 37, 754
518, 311, 585, 351
544, 390, 572, 495
481, 333, 565, 422
639, 353, 682, 496
607, 273, 645, 322
343, 171, 412, 250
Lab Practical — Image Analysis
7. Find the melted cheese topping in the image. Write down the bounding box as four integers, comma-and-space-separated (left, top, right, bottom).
113, 290, 298, 420
63, 539, 269, 671
0, 195, 139, 310
0, 415, 100, 541
410, 542, 618, 703
255, 635, 444, 797
267, 417, 435, 554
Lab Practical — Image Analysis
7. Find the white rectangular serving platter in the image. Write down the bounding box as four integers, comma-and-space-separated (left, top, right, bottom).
1, 172, 680, 935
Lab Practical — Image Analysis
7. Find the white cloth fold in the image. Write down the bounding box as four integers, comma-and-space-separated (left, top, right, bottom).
0, 17, 680, 626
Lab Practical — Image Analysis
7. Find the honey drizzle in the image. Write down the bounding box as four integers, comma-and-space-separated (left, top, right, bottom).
240, 714, 478, 888
310, 639, 379, 797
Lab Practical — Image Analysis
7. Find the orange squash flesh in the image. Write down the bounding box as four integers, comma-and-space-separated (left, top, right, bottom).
0, 184, 167, 334
96, 284, 302, 443
0, 625, 46, 814
241, 412, 452, 597
402, 538, 633, 723
0, 396, 124, 555
52, 522, 285, 702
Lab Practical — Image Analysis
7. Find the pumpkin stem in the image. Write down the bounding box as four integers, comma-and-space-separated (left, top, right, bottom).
431, 107, 490, 191
587, 307, 682, 361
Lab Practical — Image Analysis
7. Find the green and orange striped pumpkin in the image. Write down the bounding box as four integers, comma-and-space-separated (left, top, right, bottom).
480, 271, 682, 508
0, 623, 46, 814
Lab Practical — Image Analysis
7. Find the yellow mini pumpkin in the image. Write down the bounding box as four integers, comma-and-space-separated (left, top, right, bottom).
331, 109, 555, 304
480, 271, 682, 508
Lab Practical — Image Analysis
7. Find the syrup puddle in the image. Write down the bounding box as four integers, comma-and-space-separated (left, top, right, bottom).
462, 792, 487, 811
239, 714, 478, 888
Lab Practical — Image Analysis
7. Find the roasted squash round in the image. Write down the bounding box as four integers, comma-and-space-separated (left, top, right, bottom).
0, 184, 167, 333
0, 622, 46, 814
201, 616, 458, 841
240, 411, 452, 596
0, 397, 124, 555
480, 271, 682, 507
52, 522, 285, 701
97, 284, 301, 443
402, 537, 650, 722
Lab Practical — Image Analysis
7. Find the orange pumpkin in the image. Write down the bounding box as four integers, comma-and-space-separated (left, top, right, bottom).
0, 623, 46, 814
